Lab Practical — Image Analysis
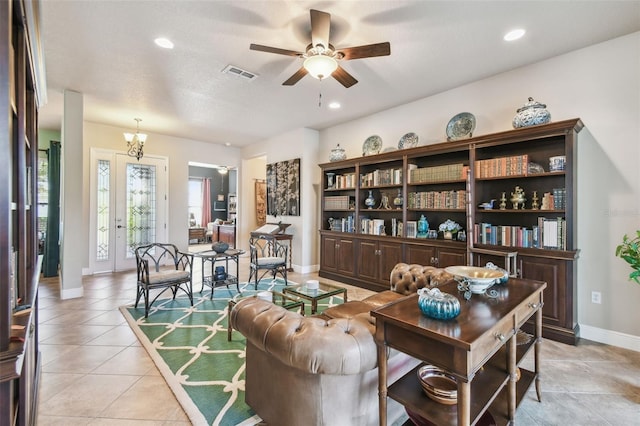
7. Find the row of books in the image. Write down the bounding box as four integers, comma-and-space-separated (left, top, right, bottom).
474, 154, 529, 178
474, 217, 567, 249
407, 190, 467, 209
408, 163, 467, 183
325, 195, 354, 210
329, 215, 356, 233
331, 173, 357, 189
361, 168, 403, 187
361, 218, 386, 235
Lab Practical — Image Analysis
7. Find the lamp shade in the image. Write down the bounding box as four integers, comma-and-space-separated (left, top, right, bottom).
304, 55, 338, 80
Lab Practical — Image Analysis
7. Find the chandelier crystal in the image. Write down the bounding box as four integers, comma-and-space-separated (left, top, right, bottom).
124, 118, 147, 161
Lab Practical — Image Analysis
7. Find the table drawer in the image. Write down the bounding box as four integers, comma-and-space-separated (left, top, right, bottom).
513, 291, 543, 329
472, 316, 516, 367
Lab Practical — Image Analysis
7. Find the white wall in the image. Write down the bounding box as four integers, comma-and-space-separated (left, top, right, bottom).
314, 32, 640, 347
82, 121, 242, 265
241, 127, 320, 272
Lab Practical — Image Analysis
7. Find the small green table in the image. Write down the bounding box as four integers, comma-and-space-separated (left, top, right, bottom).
283, 281, 348, 314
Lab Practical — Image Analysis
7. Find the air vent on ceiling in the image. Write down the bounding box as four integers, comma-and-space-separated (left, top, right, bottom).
222, 65, 258, 81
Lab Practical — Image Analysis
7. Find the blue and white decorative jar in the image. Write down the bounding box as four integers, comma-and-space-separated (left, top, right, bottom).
418, 288, 461, 320
417, 215, 429, 238
512, 97, 551, 128
365, 190, 376, 209
329, 144, 347, 162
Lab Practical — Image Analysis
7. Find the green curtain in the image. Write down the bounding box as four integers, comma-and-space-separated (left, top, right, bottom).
43, 141, 61, 277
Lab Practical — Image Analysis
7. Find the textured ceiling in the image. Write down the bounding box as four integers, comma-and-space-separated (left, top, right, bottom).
39, 1, 640, 147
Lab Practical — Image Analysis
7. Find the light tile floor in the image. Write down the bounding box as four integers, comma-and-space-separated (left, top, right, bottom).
36, 248, 640, 425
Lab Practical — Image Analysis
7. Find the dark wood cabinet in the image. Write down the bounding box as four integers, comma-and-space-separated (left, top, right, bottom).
1, 1, 45, 424
356, 239, 403, 289
320, 234, 355, 277
435, 247, 467, 268
217, 225, 236, 247
319, 119, 583, 344
519, 254, 576, 344
405, 242, 465, 268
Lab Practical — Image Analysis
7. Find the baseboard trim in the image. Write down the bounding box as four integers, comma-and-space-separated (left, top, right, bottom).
579, 324, 640, 352
60, 286, 83, 300
294, 264, 319, 274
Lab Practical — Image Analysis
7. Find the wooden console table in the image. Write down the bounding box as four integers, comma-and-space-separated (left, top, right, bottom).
188, 227, 206, 243
372, 278, 546, 426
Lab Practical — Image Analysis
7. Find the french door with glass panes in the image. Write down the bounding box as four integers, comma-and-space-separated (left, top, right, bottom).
90, 150, 168, 273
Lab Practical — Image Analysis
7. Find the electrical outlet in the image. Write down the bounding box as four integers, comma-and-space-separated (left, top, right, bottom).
591, 291, 602, 304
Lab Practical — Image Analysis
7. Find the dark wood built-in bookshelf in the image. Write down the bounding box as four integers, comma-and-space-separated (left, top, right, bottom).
319, 119, 583, 344
1, 1, 45, 424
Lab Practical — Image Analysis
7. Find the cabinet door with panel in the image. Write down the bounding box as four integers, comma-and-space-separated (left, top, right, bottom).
321, 234, 355, 276
519, 254, 575, 343
436, 247, 467, 268
357, 239, 403, 285
357, 240, 379, 281
405, 243, 436, 266
378, 241, 403, 284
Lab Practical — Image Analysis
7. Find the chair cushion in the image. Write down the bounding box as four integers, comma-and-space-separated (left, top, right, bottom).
256, 257, 285, 267
148, 270, 190, 284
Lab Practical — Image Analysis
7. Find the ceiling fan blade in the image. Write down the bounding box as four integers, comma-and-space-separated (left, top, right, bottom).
338, 42, 391, 60
283, 67, 309, 86
310, 9, 331, 49
332, 66, 358, 88
250, 43, 302, 57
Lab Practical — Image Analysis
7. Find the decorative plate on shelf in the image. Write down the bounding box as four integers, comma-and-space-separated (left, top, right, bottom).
446, 112, 476, 141
362, 135, 382, 156
398, 132, 419, 149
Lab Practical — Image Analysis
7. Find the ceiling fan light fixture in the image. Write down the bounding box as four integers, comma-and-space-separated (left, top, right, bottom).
304, 54, 338, 80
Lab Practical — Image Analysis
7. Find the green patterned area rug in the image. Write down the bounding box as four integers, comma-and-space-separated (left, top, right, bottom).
120, 278, 343, 426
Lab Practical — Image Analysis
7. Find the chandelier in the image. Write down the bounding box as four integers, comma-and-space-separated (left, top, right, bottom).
124, 118, 147, 161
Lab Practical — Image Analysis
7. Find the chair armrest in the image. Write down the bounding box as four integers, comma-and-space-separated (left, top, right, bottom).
137, 257, 150, 282
176, 251, 194, 271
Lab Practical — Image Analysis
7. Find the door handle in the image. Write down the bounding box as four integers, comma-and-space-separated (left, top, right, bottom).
117, 225, 124, 229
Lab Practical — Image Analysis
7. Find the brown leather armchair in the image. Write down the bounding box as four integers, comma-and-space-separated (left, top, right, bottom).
230, 263, 452, 425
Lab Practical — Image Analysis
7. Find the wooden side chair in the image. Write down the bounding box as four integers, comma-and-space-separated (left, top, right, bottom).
134, 243, 194, 318
248, 235, 288, 289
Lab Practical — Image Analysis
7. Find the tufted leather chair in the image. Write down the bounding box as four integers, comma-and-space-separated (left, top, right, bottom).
230, 262, 457, 425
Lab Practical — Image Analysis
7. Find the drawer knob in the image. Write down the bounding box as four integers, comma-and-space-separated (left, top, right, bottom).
494, 332, 506, 342
528, 302, 544, 309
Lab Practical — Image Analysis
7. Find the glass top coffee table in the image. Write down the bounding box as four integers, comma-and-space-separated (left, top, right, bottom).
283, 281, 348, 314
227, 290, 304, 341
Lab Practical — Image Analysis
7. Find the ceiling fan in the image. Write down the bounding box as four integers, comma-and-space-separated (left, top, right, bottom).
250, 9, 390, 88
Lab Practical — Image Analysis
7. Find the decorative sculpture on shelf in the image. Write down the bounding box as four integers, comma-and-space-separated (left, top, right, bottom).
378, 192, 391, 209
510, 186, 526, 210
393, 189, 403, 208
531, 191, 539, 210
499, 192, 507, 210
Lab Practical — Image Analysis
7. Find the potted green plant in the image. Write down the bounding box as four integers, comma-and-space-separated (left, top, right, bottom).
615, 231, 640, 284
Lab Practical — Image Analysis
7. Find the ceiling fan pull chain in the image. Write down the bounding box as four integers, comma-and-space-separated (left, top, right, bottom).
318, 80, 323, 107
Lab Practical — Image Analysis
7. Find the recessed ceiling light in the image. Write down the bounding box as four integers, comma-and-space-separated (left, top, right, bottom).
328, 102, 341, 109
504, 29, 526, 42
154, 37, 174, 49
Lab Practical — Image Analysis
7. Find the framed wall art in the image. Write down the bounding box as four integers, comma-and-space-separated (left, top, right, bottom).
266, 158, 300, 216
255, 180, 267, 226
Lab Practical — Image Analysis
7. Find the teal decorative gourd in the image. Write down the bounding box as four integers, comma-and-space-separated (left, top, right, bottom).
417, 288, 461, 320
